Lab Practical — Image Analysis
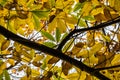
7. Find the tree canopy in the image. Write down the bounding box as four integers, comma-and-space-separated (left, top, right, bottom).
0, 0, 120, 80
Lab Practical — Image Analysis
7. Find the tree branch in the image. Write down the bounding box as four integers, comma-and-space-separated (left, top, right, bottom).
95, 65, 120, 71
0, 25, 110, 80
57, 16, 120, 50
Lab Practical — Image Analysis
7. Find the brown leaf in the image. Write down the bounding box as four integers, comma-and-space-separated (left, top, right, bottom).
32, 61, 42, 67
40, 71, 53, 80
94, 13, 107, 22
104, 8, 111, 20
79, 0, 86, 3
1, 40, 10, 51
72, 42, 84, 54
48, 57, 60, 64
62, 61, 72, 75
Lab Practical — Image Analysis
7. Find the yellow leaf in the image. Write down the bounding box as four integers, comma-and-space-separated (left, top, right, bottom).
76, 49, 88, 58
108, 0, 115, 7
87, 31, 95, 47
79, 71, 86, 80
0, 62, 6, 70
30, 49, 35, 59
7, 59, 15, 66
84, 55, 98, 64
89, 42, 103, 56
1, 50, 10, 54
56, 0, 64, 9
91, 0, 100, 6
48, 12, 67, 32
14, 42, 21, 52
33, 54, 44, 62
31, 69, 40, 77
18, 0, 26, 6
1, 40, 10, 51
114, 0, 120, 11
102, 34, 111, 42
111, 54, 120, 65
91, 7, 104, 16
8, 20, 17, 33
22, 50, 32, 59
81, 2, 92, 16
17, 27, 25, 35
48, 18, 57, 32
64, 15, 77, 24
0, 70, 3, 75
22, 56, 31, 62
0, 35, 5, 43
57, 19, 66, 32
67, 73, 79, 80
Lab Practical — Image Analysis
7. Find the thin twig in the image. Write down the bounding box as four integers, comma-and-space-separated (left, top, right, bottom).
95, 65, 120, 71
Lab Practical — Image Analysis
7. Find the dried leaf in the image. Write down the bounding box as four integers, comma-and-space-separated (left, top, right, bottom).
117, 34, 120, 42
104, 8, 111, 20
1, 40, 10, 50
32, 61, 42, 67
72, 42, 84, 54
48, 57, 60, 64
62, 61, 72, 75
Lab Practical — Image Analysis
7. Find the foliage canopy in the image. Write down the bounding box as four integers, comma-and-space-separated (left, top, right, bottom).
0, 0, 120, 80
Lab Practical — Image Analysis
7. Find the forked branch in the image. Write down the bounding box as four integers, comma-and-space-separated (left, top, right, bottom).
0, 25, 110, 79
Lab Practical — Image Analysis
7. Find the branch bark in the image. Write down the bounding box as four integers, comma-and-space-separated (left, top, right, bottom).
0, 25, 110, 79
57, 16, 120, 50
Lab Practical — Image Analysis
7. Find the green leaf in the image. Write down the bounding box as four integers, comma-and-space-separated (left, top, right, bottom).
0, 0, 8, 6
4, 70, 10, 80
55, 28, 61, 42
0, 73, 3, 80
41, 31, 55, 41
62, 39, 74, 52
61, 32, 68, 42
73, 3, 83, 12
83, 15, 95, 21
32, 13, 41, 30
49, 0, 56, 8
78, 19, 87, 27
43, 42, 56, 48
31, 10, 50, 18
